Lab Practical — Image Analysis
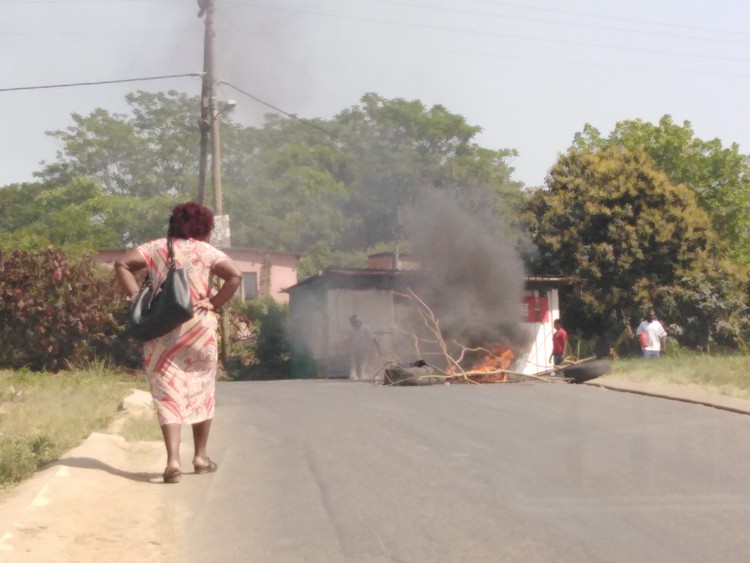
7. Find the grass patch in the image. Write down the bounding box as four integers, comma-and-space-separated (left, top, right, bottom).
0, 364, 143, 487
119, 410, 162, 442
608, 354, 750, 400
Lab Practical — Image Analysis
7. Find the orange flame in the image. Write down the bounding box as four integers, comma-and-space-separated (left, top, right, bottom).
451, 345, 514, 383
469, 346, 514, 372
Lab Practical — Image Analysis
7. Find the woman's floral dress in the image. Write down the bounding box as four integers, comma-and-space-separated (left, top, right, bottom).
136, 237, 229, 425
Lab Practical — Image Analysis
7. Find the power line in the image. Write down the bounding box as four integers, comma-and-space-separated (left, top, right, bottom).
4, 27, 199, 37
0, 0, 176, 3
362, 0, 750, 39
281, 35, 750, 80
220, 3, 750, 66
362, 0, 750, 47
220, 79, 527, 201
8, 0, 750, 41
466, 0, 750, 38
0, 74, 334, 139
219, 80, 336, 137
7, 0, 749, 47
5, 0, 749, 40
0, 73, 201, 92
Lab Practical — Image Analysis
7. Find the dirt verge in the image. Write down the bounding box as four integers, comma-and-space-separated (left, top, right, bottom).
0, 390, 177, 562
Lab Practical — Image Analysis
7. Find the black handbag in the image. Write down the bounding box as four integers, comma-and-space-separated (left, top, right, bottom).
125, 237, 194, 342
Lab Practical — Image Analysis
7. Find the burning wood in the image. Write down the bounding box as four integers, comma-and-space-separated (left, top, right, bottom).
383, 289, 522, 386
448, 343, 514, 383
379, 288, 610, 386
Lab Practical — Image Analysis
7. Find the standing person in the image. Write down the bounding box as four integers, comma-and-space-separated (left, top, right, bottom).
115, 202, 241, 484
349, 314, 382, 380
549, 319, 568, 374
636, 309, 668, 358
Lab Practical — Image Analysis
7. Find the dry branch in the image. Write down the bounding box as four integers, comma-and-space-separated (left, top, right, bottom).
386, 289, 525, 385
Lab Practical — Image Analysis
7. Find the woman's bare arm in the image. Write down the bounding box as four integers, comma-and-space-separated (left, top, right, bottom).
114, 249, 147, 296
206, 259, 242, 311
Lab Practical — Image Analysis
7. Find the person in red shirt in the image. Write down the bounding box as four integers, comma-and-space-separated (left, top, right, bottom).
550, 319, 568, 372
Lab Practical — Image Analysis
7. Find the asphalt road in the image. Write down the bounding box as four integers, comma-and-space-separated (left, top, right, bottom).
167, 380, 750, 563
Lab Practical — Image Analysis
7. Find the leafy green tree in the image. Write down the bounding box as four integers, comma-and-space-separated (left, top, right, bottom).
37, 90, 201, 199
0, 179, 118, 253
0, 91, 196, 251
221, 93, 523, 264
126, 90, 204, 197
222, 115, 351, 255
0, 182, 48, 247
523, 145, 741, 349
660, 271, 750, 351
0, 179, 178, 252
333, 93, 523, 249
574, 116, 750, 263
96, 194, 181, 246
5, 91, 523, 268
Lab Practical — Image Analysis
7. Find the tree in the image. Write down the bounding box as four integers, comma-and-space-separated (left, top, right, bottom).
4, 91, 524, 269
37, 90, 201, 199
0, 178, 119, 253
573, 116, 750, 263
333, 93, 523, 249
221, 115, 352, 256
0, 179, 178, 252
523, 145, 740, 349
221, 93, 523, 263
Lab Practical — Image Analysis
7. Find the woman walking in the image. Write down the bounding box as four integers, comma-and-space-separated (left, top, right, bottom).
115, 202, 241, 483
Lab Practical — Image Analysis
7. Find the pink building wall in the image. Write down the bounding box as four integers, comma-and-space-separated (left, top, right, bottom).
226, 248, 300, 303
97, 247, 300, 303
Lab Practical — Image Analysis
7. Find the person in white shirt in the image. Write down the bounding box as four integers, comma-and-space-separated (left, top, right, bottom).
349, 314, 382, 380
636, 310, 667, 358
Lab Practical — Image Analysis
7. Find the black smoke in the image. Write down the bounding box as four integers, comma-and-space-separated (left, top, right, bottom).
403, 189, 530, 351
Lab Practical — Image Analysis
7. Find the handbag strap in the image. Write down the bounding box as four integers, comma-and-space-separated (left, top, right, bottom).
167, 236, 176, 270
138, 238, 176, 291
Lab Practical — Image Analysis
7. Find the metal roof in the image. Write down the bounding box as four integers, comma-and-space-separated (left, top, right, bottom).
284, 268, 581, 293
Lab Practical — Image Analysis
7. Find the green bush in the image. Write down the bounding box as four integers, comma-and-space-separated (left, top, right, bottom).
227, 298, 291, 380
0, 248, 139, 371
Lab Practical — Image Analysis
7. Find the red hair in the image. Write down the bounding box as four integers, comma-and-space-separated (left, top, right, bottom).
167, 202, 215, 240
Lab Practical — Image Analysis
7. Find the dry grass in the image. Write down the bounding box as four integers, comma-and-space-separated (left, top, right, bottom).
0, 365, 143, 486
608, 354, 750, 400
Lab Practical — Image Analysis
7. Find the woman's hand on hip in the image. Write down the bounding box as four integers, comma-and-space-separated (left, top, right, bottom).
194, 298, 215, 312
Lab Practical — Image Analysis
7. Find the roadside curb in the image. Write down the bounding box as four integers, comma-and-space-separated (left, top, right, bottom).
108, 389, 154, 435
122, 388, 153, 411
0, 389, 164, 559
583, 379, 750, 416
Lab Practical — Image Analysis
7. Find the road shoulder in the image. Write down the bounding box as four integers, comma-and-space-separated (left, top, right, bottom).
0, 390, 175, 562
584, 377, 750, 416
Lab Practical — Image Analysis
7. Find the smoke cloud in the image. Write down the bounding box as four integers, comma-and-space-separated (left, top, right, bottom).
404, 189, 529, 350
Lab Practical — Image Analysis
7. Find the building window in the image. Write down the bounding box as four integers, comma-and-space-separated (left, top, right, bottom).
242, 272, 258, 301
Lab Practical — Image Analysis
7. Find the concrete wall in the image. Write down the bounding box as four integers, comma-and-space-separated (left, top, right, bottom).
517, 288, 560, 375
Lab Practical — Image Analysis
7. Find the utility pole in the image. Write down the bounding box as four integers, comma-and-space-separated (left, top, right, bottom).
210, 95, 223, 216
196, 0, 214, 204
197, 0, 231, 360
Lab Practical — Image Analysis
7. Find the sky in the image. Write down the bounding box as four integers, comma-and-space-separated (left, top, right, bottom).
4, 0, 750, 188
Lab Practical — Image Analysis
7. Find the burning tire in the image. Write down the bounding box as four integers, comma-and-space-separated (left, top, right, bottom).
383, 365, 446, 386
561, 358, 611, 384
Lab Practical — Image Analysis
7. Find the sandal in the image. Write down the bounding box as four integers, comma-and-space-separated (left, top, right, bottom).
193, 459, 218, 474
163, 468, 182, 484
